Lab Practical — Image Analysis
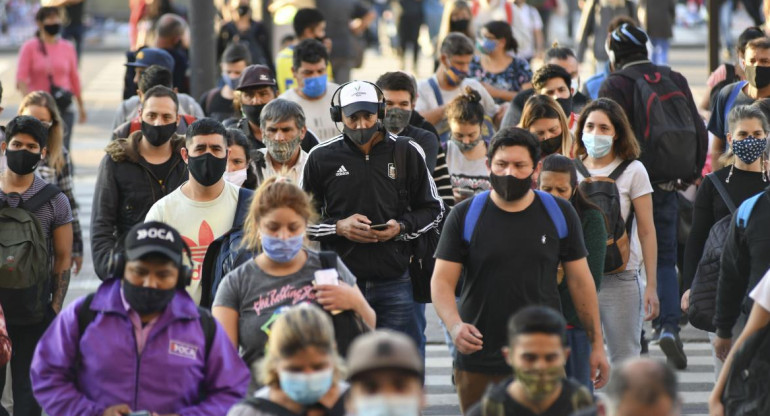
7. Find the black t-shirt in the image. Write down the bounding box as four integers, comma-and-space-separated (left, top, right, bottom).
435, 192, 587, 374
707, 81, 755, 141
198, 88, 237, 122
466, 377, 594, 416
65, 1, 85, 26
143, 156, 177, 183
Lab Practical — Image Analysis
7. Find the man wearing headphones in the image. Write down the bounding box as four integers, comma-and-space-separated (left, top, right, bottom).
300, 80, 445, 354
30, 221, 250, 416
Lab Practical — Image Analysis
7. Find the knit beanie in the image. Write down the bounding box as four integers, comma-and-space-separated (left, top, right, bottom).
608, 23, 649, 64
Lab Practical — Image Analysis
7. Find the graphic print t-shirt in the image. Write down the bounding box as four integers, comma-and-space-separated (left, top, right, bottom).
144, 181, 240, 304
212, 251, 357, 367
445, 140, 491, 195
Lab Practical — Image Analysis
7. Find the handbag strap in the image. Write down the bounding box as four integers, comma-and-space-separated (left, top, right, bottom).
37, 37, 56, 88
707, 173, 737, 213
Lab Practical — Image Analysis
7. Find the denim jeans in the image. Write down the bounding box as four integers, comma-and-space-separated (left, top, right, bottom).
720, 0, 735, 52
565, 328, 593, 394
62, 23, 85, 62
651, 188, 681, 333
413, 302, 426, 358
599, 269, 643, 364
358, 273, 422, 353
650, 38, 670, 66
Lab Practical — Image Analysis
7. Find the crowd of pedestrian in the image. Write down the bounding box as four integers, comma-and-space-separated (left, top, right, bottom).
4, 0, 770, 415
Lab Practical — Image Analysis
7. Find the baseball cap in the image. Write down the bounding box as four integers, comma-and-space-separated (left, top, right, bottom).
123, 221, 184, 266
126, 48, 175, 72
236, 65, 276, 91
340, 81, 380, 117
347, 330, 424, 381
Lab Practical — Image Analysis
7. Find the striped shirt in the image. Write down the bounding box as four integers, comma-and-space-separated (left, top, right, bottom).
0, 176, 73, 245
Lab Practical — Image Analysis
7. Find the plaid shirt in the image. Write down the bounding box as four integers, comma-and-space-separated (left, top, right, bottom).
37, 149, 83, 257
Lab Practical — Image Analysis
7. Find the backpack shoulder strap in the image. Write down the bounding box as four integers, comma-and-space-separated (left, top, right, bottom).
573, 158, 592, 178
197, 307, 217, 362
725, 63, 736, 82
707, 173, 737, 213
129, 118, 141, 134
505, 2, 513, 24
724, 81, 749, 123
607, 160, 632, 181
394, 137, 411, 214
463, 190, 490, 244
76, 293, 97, 340
232, 187, 254, 228
428, 78, 444, 106
736, 191, 764, 228
319, 251, 338, 269
204, 88, 218, 112
22, 183, 62, 213
534, 190, 568, 239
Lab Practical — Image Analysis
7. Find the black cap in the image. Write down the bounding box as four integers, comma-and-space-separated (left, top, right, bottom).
608, 23, 649, 62
5, 115, 48, 148
123, 221, 184, 266
236, 64, 276, 91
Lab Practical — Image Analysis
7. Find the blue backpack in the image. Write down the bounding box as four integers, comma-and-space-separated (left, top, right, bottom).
200, 187, 255, 308
463, 190, 568, 244
735, 190, 766, 229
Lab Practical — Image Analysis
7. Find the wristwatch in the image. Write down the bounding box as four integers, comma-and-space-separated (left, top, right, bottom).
397, 221, 406, 236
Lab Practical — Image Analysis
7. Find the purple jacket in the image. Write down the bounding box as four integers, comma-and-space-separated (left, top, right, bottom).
31, 279, 250, 416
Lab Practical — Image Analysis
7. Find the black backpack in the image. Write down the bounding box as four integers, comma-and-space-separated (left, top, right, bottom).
394, 137, 443, 303
575, 159, 632, 274
722, 323, 770, 415
688, 173, 735, 332
617, 65, 700, 183
0, 183, 62, 325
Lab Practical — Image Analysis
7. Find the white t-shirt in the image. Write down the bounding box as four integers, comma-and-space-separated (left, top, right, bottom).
511, 2, 543, 60
258, 148, 308, 183
279, 83, 341, 143
445, 141, 491, 194
750, 269, 770, 312
415, 76, 499, 138
577, 158, 653, 272
145, 181, 240, 304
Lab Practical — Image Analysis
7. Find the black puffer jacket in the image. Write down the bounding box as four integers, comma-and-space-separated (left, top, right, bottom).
688, 215, 731, 332
90, 131, 188, 279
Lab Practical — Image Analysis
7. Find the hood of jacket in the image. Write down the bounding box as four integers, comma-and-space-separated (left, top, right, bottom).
105, 130, 186, 164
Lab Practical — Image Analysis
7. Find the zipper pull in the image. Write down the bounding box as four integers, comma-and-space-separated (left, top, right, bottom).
365, 154, 369, 161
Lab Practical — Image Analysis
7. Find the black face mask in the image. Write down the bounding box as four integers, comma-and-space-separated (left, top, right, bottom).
123, 280, 176, 315
187, 152, 228, 186
556, 97, 573, 116
237, 5, 251, 16
141, 121, 177, 147
241, 104, 265, 125
43, 23, 61, 36
490, 172, 533, 201
745, 65, 770, 89
450, 19, 470, 33
5, 149, 42, 175
344, 122, 382, 146
540, 136, 562, 155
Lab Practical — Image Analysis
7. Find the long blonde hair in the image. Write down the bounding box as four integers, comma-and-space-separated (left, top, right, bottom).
259, 304, 344, 387
18, 91, 65, 173
242, 176, 318, 251
437, 0, 474, 57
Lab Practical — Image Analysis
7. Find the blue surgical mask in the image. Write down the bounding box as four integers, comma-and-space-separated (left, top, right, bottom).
353, 395, 421, 416
477, 38, 497, 55
261, 234, 304, 263
278, 368, 334, 405
222, 73, 239, 89
582, 133, 614, 158
302, 74, 328, 98
445, 66, 468, 87
732, 136, 767, 164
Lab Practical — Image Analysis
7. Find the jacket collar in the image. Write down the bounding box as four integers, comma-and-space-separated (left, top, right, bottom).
89, 278, 200, 321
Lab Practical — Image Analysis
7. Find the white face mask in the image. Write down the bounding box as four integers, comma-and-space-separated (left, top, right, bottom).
605, 41, 616, 65
571, 77, 580, 93
353, 395, 421, 416
223, 168, 248, 187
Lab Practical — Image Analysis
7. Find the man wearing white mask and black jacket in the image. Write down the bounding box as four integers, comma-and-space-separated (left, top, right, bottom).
91, 85, 188, 280
300, 80, 444, 353
145, 118, 252, 305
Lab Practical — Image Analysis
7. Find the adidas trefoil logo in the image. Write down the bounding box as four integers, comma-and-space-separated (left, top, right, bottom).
336, 165, 350, 177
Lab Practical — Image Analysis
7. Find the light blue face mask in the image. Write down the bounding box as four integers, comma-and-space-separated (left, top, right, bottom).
222, 73, 239, 89
261, 234, 304, 263
302, 74, 328, 98
582, 133, 614, 158
353, 395, 421, 416
278, 368, 334, 405
477, 38, 497, 55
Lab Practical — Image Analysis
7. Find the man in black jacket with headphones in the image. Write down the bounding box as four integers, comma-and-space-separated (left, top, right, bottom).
300, 80, 444, 355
